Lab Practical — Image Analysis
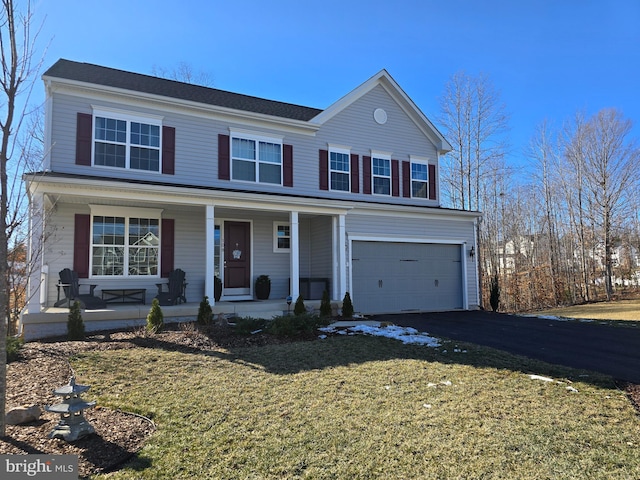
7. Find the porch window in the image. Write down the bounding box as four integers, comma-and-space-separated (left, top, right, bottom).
372, 156, 391, 195
274, 222, 290, 252
231, 133, 282, 185
90, 208, 161, 277
411, 159, 429, 198
330, 148, 350, 191
93, 109, 162, 172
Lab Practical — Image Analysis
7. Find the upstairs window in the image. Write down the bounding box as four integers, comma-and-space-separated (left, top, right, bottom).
231, 132, 282, 185
411, 159, 429, 198
329, 148, 350, 191
93, 110, 162, 172
372, 155, 391, 195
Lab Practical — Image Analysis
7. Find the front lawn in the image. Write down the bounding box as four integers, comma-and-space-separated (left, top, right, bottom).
537, 299, 640, 323
71, 331, 640, 479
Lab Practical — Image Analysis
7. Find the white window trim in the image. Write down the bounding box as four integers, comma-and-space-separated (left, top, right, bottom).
329, 146, 351, 192
88, 205, 163, 279
409, 155, 430, 200
370, 151, 392, 196
91, 107, 163, 173
229, 129, 283, 186
273, 221, 291, 253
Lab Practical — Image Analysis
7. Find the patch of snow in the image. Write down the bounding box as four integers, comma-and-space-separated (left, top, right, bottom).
566, 386, 579, 393
348, 324, 441, 347
423, 404, 432, 409
318, 334, 327, 340
529, 374, 555, 382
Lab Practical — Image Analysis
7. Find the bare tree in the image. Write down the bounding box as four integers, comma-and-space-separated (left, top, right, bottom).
582, 109, 639, 300
151, 61, 214, 87
0, 0, 41, 437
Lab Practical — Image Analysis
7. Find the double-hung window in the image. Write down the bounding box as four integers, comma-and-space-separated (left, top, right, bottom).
411, 158, 429, 198
231, 132, 282, 185
93, 109, 162, 172
371, 154, 391, 195
90, 206, 161, 277
273, 222, 291, 252
329, 147, 350, 191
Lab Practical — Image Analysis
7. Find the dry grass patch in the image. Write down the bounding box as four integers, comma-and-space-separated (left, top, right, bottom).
71, 335, 640, 479
538, 299, 640, 323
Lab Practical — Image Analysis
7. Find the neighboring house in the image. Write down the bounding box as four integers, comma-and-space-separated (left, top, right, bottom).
22, 59, 481, 337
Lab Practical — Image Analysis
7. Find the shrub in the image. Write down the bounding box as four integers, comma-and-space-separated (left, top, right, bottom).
341, 292, 354, 318
67, 301, 85, 341
197, 296, 213, 325
490, 274, 500, 312
293, 294, 306, 316
146, 298, 164, 333
267, 313, 320, 337
235, 317, 268, 335
320, 289, 332, 317
6, 335, 23, 363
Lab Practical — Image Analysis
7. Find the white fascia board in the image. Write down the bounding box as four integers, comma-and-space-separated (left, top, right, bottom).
27, 175, 351, 216
309, 69, 452, 154
43, 76, 319, 137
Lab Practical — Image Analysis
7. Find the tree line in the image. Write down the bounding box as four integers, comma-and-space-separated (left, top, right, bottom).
438, 72, 640, 312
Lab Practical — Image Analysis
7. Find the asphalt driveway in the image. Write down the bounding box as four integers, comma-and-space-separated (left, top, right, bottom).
372, 310, 640, 383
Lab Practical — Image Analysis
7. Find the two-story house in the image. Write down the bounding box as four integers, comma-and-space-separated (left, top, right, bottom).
21, 59, 481, 339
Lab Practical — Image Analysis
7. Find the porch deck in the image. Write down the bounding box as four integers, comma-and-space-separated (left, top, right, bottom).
20, 299, 322, 341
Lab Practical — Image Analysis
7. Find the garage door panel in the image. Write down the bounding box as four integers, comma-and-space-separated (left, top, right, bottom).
352, 241, 462, 314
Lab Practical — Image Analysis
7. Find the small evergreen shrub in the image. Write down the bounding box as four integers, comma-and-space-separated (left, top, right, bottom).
341, 292, 354, 318
267, 313, 320, 337
320, 289, 332, 317
146, 298, 164, 333
293, 294, 306, 316
489, 274, 500, 312
67, 301, 85, 341
235, 317, 268, 335
197, 296, 213, 325
6, 335, 23, 363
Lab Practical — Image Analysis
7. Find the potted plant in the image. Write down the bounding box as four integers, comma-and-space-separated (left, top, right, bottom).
255, 275, 271, 300
214, 276, 223, 302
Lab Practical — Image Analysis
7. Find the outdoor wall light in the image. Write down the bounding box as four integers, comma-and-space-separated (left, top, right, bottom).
469, 246, 475, 259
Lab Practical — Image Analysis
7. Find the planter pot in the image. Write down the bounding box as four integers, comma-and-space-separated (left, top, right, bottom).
255, 276, 271, 300
214, 277, 222, 302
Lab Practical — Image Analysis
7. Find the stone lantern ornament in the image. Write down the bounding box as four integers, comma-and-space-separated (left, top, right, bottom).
46, 376, 96, 441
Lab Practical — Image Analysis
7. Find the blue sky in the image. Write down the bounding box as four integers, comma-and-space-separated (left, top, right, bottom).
31, 0, 640, 164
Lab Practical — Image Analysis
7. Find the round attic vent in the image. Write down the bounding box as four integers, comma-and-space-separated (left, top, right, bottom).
373, 108, 387, 125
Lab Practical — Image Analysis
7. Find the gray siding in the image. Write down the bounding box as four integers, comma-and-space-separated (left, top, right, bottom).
48, 85, 440, 207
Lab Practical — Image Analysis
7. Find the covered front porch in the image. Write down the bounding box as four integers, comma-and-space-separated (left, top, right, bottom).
25, 175, 352, 326
20, 298, 335, 341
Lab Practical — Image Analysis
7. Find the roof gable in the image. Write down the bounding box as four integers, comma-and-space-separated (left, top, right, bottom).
310, 69, 451, 153
43, 59, 323, 122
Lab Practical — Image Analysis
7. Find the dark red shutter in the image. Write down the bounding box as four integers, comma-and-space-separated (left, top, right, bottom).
428, 164, 437, 200
319, 149, 329, 190
402, 161, 411, 198
73, 214, 91, 278
283, 144, 293, 187
161, 218, 175, 277
76, 113, 92, 166
162, 126, 175, 175
218, 134, 230, 180
362, 156, 372, 194
350, 153, 359, 193
391, 159, 400, 197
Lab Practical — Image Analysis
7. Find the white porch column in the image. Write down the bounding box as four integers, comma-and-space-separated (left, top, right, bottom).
27, 192, 45, 313
289, 210, 300, 299
205, 204, 215, 305
336, 214, 347, 300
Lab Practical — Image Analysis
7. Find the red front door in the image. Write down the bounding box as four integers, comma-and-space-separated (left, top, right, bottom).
224, 221, 251, 292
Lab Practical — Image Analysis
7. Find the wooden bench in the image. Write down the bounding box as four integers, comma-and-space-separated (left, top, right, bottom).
101, 288, 146, 305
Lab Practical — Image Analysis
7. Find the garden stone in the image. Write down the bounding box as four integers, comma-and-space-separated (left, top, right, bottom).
6, 404, 42, 425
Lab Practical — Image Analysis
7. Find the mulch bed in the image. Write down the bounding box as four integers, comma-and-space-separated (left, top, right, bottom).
1, 322, 639, 478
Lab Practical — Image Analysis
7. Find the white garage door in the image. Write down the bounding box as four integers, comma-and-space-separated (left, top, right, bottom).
351, 241, 463, 314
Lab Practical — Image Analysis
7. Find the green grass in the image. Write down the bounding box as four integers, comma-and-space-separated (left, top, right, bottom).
537, 299, 640, 325
73, 335, 640, 479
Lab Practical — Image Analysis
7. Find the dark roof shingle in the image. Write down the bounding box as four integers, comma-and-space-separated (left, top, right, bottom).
44, 59, 323, 122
